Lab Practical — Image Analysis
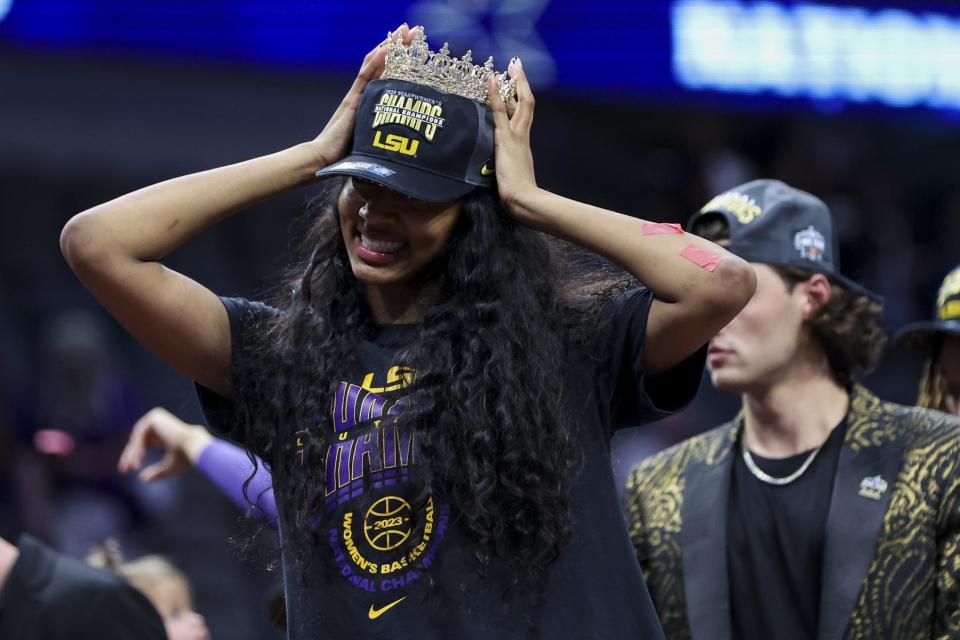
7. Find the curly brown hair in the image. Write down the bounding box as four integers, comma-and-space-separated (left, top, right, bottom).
773, 267, 887, 385
693, 216, 886, 385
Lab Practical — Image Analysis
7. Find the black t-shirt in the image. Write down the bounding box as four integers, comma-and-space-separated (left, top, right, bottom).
0, 534, 167, 639
198, 288, 706, 640
727, 418, 848, 640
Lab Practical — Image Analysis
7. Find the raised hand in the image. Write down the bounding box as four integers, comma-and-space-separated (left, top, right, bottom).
118, 407, 213, 483
308, 24, 421, 169
486, 58, 539, 215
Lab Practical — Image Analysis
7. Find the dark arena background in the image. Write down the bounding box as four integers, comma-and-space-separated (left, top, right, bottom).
1, 1, 958, 637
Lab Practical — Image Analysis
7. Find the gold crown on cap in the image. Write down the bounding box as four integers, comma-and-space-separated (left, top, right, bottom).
382, 28, 517, 105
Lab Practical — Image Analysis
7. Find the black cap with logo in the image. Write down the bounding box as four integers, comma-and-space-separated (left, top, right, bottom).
316, 78, 494, 203
895, 263, 960, 350
688, 179, 882, 303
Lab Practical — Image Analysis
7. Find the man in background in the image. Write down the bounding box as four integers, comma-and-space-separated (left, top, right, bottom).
626, 179, 960, 639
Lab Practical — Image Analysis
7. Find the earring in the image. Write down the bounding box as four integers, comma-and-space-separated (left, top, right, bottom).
359, 207, 369, 220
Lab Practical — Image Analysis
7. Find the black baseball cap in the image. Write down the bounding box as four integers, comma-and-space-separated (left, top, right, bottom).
316, 78, 494, 203
895, 263, 960, 350
688, 179, 882, 303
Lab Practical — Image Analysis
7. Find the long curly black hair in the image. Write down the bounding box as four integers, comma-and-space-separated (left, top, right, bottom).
231, 177, 626, 587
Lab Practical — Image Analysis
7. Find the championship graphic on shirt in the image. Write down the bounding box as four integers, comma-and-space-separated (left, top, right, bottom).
299, 363, 450, 607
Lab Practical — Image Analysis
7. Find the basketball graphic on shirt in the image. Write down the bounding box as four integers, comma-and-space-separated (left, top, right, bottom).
364, 496, 413, 551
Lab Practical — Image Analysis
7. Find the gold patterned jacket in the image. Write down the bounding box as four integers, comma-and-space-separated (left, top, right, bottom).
625, 385, 960, 640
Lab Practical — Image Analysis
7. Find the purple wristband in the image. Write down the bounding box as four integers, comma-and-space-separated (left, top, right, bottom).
196, 438, 277, 521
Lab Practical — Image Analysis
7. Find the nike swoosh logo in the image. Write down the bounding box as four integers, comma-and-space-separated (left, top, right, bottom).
368, 596, 406, 620
480, 162, 495, 176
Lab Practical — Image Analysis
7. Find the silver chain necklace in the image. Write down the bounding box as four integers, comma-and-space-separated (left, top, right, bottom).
741, 445, 823, 486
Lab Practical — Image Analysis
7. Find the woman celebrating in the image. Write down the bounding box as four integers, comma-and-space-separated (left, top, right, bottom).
62, 26, 755, 639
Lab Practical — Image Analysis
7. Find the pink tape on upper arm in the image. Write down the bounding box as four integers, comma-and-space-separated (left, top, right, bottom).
642, 222, 684, 236
680, 244, 723, 272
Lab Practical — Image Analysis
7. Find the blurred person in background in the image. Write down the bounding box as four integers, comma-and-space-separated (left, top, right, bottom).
11, 307, 145, 556
119, 407, 276, 522
626, 180, 960, 640
118, 407, 285, 631
89, 539, 212, 640
60, 23, 754, 640
0, 533, 166, 638
0, 283, 30, 542
896, 263, 960, 416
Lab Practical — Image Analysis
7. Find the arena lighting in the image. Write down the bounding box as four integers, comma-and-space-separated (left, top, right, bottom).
0, 0, 12, 24
672, 0, 960, 110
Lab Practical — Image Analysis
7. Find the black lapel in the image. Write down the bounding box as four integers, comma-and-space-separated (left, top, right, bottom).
681, 424, 736, 640
817, 388, 904, 640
